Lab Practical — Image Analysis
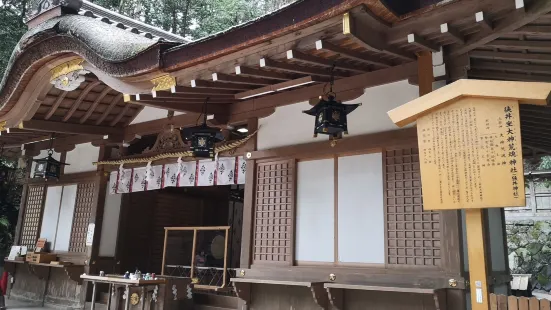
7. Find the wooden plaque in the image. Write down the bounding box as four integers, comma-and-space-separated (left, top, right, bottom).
417, 97, 525, 210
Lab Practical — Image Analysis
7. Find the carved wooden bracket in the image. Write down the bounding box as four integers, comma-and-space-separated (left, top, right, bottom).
433, 289, 447, 310
233, 282, 251, 305
64, 266, 85, 284
310, 283, 329, 310
326, 287, 343, 310
28, 265, 49, 280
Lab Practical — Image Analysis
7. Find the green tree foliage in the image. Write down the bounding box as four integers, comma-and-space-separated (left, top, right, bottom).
0, 159, 23, 259
0, 0, 27, 76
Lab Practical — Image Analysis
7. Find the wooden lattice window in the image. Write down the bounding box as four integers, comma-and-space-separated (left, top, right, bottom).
253, 159, 295, 265
20, 185, 46, 250
385, 148, 441, 267
69, 182, 96, 253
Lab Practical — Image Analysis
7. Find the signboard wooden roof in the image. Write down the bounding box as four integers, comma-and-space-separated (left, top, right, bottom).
387, 80, 551, 211
387, 79, 551, 128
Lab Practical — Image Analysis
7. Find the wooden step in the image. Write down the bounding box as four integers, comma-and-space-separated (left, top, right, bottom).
193, 292, 238, 309
194, 305, 235, 310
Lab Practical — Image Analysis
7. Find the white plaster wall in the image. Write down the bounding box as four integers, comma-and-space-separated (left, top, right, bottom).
296, 159, 334, 263
40, 186, 63, 247
31, 150, 61, 178
54, 185, 77, 251
258, 80, 419, 150
338, 153, 385, 264
130, 106, 184, 124
99, 185, 122, 257
65, 143, 100, 174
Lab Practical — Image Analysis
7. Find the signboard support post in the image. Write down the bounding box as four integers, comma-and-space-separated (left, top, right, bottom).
465, 208, 489, 310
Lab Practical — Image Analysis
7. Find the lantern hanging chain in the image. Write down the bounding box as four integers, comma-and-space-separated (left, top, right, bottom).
322, 63, 337, 99
48, 132, 55, 155
196, 97, 211, 126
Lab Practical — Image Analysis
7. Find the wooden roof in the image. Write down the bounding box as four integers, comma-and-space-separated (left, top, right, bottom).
2, 0, 551, 157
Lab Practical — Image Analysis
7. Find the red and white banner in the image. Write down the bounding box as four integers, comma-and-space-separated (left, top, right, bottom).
109, 156, 246, 194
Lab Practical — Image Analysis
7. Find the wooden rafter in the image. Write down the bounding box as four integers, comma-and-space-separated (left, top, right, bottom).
469, 69, 551, 82
96, 93, 123, 125
286, 50, 368, 73
342, 12, 414, 61
212, 73, 274, 86
315, 40, 391, 68
511, 25, 551, 34
407, 34, 440, 52
130, 99, 230, 115
235, 66, 294, 81
138, 94, 238, 103
63, 81, 101, 122
485, 39, 551, 51
191, 80, 253, 91
19, 119, 121, 135
449, 1, 551, 56
234, 76, 320, 100
440, 23, 465, 45
45, 91, 68, 120
260, 58, 346, 78
475, 11, 493, 32
110, 103, 132, 127
471, 60, 551, 75
172, 86, 236, 96
80, 86, 112, 124
470, 50, 551, 63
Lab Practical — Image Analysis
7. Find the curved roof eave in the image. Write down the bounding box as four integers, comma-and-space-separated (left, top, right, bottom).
0, 14, 178, 115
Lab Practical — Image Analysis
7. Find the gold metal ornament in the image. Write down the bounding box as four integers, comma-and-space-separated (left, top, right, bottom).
130, 293, 140, 305
50, 59, 85, 82
151, 75, 176, 92
240, 270, 246, 277
448, 279, 458, 288
329, 273, 336, 281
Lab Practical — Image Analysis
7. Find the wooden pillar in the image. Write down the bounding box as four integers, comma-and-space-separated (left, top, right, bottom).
465, 209, 490, 310
418, 51, 434, 96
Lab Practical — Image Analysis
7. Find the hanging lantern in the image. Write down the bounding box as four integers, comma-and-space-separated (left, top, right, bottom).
303, 64, 361, 146
185, 98, 224, 159
33, 134, 68, 179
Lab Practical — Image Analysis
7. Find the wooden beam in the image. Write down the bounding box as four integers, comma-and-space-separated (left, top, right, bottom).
510, 25, 551, 35
315, 40, 391, 67
235, 66, 294, 81
485, 39, 551, 51
212, 73, 274, 86
470, 50, 551, 63
469, 69, 551, 82
260, 58, 348, 78
19, 119, 121, 136
125, 113, 202, 137
342, 12, 415, 61
63, 81, 101, 122
172, 86, 236, 95
151, 93, 234, 100
408, 34, 440, 52
418, 51, 434, 96
130, 99, 230, 115
450, 1, 551, 56
234, 76, 320, 100
45, 91, 68, 120
231, 61, 417, 119
80, 86, 112, 124
475, 11, 493, 32
191, 80, 253, 91
286, 50, 368, 73
471, 60, 551, 75
465, 209, 490, 310
96, 93, 122, 125
110, 103, 131, 127
24, 134, 100, 152
137, 94, 238, 103
440, 23, 465, 45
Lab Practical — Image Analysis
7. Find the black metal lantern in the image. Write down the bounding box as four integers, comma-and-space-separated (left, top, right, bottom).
303, 64, 361, 145
33, 134, 68, 179
185, 98, 224, 159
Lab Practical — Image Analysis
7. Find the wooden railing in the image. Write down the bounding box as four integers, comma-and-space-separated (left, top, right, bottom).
490, 294, 551, 310
160, 226, 230, 290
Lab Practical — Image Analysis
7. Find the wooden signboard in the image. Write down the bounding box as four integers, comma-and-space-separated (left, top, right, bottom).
417, 97, 525, 210
387, 79, 551, 310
